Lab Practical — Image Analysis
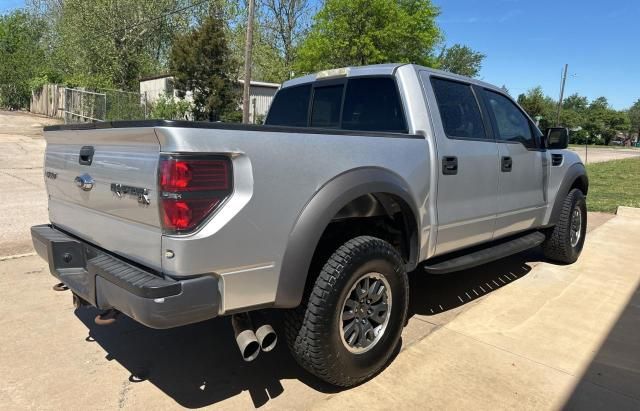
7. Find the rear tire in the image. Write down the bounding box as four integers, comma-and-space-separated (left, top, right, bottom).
284, 236, 408, 387
542, 188, 587, 263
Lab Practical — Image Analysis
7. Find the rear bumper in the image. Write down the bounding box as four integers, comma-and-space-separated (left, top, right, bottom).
31, 224, 220, 329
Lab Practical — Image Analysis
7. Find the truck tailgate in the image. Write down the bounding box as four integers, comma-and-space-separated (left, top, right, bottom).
44, 127, 162, 270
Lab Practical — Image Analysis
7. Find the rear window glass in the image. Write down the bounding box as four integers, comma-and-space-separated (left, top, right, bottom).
310, 85, 344, 128
431, 78, 487, 140
265, 77, 408, 133
342, 78, 407, 132
265, 84, 311, 127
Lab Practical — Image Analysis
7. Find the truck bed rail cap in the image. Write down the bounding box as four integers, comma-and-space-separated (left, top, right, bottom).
44, 120, 423, 139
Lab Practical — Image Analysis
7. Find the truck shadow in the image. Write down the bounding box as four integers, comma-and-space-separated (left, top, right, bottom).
75, 248, 543, 409
76, 308, 339, 409
408, 248, 542, 317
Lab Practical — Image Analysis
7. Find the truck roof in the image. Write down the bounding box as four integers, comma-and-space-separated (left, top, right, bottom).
282, 63, 502, 94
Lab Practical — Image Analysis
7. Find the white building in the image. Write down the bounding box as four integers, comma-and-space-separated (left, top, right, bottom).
139, 74, 280, 123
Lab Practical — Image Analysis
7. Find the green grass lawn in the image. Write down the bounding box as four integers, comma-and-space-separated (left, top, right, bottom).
586, 157, 640, 213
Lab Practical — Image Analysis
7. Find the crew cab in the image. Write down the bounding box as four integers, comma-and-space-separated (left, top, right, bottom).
32, 64, 588, 387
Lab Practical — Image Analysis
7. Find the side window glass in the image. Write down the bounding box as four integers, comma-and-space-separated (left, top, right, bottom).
265, 84, 311, 127
483, 90, 535, 148
310, 85, 344, 128
431, 77, 488, 140
342, 77, 407, 132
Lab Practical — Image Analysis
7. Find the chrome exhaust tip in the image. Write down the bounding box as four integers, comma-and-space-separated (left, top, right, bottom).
231, 313, 260, 362
255, 324, 277, 352
253, 312, 277, 352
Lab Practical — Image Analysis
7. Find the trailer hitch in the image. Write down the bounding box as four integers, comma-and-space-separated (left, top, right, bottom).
94, 309, 120, 326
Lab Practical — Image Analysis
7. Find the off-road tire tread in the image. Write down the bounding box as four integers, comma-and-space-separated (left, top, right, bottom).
542, 188, 585, 263
284, 236, 408, 387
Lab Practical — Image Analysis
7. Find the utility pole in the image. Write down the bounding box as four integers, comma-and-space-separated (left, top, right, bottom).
556, 63, 568, 126
242, 0, 256, 124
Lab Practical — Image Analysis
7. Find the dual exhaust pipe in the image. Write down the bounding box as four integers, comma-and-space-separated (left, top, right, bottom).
69, 282, 275, 362
232, 312, 277, 362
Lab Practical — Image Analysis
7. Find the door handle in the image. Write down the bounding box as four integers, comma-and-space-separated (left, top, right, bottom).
501, 156, 512, 172
442, 156, 458, 175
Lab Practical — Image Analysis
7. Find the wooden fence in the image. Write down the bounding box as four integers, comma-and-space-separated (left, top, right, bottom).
30, 84, 147, 123
30, 84, 65, 118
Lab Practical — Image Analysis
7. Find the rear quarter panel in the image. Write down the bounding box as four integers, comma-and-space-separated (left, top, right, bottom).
156, 126, 430, 312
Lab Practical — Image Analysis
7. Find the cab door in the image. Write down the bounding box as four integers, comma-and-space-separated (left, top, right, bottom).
479, 89, 548, 239
421, 74, 499, 255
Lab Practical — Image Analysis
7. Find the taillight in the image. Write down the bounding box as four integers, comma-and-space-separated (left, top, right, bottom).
159, 155, 232, 233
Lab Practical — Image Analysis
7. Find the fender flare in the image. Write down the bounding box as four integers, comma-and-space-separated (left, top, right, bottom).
548, 163, 589, 225
274, 167, 420, 308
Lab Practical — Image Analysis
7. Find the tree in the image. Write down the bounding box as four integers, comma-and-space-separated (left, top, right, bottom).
563, 93, 588, 112
27, 0, 208, 90
294, 0, 442, 73
169, 14, 240, 121
261, 0, 312, 79
0, 11, 47, 108
437, 44, 484, 77
517, 87, 556, 130
559, 93, 588, 132
589, 96, 609, 111
228, 9, 288, 83
583, 97, 630, 145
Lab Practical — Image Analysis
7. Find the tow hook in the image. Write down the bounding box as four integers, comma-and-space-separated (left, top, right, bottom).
72, 293, 89, 309
52, 282, 69, 291
94, 309, 120, 326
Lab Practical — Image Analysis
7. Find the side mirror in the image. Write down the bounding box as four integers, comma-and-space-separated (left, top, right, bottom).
544, 127, 569, 149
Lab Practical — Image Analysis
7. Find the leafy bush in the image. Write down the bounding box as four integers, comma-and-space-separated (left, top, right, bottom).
220, 109, 243, 123
63, 73, 114, 90
149, 94, 192, 120
0, 84, 30, 109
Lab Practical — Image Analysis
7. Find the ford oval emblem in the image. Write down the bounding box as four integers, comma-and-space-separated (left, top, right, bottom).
74, 173, 95, 191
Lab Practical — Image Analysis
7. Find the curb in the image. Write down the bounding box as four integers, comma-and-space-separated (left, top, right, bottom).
616, 206, 640, 218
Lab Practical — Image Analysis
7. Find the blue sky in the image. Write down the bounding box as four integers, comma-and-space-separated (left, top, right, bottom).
436, 0, 639, 109
0, 0, 22, 13
2, 0, 638, 109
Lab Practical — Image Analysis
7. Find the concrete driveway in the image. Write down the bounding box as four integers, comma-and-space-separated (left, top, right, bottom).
569, 146, 640, 164
0, 111, 638, 410
0, 111, 57, 257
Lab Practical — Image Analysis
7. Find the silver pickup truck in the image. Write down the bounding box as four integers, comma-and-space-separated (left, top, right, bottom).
32, 63, 588, 387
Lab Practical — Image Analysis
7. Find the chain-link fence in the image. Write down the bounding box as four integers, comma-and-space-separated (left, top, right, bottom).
63, 88, 106, 123
61, 87, 149, 124
103, 89, 149, 121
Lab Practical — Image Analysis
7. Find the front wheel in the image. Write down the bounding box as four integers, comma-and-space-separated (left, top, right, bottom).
284, 236, 409, 387
542, 188, 587, 263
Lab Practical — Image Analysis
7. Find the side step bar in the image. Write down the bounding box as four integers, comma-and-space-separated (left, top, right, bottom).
424, 231, 546, 274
